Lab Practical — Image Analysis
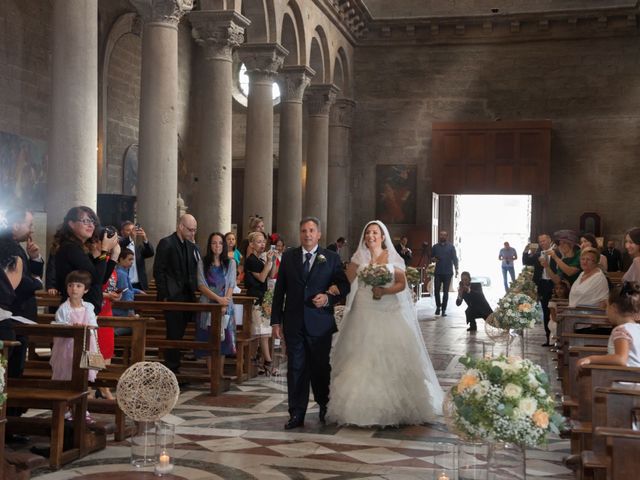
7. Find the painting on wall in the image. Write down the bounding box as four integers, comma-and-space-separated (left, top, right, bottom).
375, 164, 417, 225
122, 143, 139, 196
0, 131, 47, 211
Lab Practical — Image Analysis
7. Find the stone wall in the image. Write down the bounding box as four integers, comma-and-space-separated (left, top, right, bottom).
0, 0, 51, 141
351, 36, 640, 243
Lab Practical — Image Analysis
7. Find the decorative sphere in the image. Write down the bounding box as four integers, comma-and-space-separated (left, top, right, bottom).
117, 362, 180, 422
484, 313, 514, 344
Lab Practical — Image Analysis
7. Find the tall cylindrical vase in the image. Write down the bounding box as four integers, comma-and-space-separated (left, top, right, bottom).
487, 442, 526, 480
154, 421, 176, 476
131, 421, 156, 467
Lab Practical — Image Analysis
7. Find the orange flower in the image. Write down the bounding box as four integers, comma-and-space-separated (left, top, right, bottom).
518, 303, 532, 313
457, 374, 479, 393
532, 409, 549, 428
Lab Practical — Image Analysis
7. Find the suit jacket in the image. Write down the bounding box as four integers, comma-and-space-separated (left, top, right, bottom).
603, 248, 623, 272
153, 232, 199, 301
119, 237, 155, 289
456, 282, 492, 319
0, 235, 43, 320
522, 248, 557, 285
271, 246, 350, 337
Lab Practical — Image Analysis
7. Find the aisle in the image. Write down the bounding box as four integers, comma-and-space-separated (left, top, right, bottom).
33, 299, 572, 479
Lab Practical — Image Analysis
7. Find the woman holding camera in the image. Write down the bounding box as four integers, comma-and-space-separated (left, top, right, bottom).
54, 206, 120, 314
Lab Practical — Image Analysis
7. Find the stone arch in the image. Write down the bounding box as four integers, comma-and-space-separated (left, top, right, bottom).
335, 46, 351, 97
241, 0, 277, 43
309, 25, 331, 84
101, 12, 142, 193
279, 1, 306, 66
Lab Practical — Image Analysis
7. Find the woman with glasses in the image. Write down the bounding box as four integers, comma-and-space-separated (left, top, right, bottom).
53, 206, 120, 314
568, 247, 609, 309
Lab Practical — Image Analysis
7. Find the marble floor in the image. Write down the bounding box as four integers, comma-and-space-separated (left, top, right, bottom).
29, 297, 573, 480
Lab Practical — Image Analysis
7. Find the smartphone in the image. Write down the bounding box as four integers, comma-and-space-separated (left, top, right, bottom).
270, 245, 276, 252
529, 243, 539, 250
115, 288, 128, 294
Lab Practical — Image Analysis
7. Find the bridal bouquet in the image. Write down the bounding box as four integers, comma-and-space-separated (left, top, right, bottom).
426, 262, 436, 277
446, 354, 564, 446
358, 264, 393, 300
491, 292, 541, 331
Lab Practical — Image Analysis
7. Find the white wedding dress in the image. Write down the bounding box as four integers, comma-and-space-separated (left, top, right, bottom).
327, 222, 444, 427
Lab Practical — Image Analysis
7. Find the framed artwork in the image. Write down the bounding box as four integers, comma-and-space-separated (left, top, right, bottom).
0, 131, 47, 210
122, 143, 139, 196
375, 165, 417, 224
580, 212, 601, 237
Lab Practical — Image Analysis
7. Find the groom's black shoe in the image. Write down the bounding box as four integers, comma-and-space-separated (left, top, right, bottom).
284, 415, 305, 430
319, 405, 327, 423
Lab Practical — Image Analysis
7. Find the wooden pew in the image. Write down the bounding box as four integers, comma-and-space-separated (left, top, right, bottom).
5, 324, 97, 469
593, 427, 640, 480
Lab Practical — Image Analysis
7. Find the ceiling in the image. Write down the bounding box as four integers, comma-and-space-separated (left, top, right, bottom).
359, 0, 638, 19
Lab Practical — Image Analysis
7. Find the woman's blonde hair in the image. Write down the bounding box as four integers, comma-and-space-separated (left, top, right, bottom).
580, 247, 600, 263
248, 231, 266, 244
248, 215, 264, 231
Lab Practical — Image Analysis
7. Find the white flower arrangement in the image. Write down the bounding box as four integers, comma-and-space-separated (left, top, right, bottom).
316, 254, 327, 264
508, 266, 538, 300
446, 355, 565, 447
0, 356, 6, 406
491, 292, 542, 331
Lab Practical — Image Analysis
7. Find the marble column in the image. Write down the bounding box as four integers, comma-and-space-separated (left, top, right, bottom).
131, 0, 192, 244
328, 98, 356, 260
238, 43, 287, 235
276, 66, 314, 244
304, 84, 339, 238
47, 0, 98, 239
190, 10, 249, 237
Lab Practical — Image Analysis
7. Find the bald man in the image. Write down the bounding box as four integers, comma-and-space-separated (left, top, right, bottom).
153, 214, 201, 373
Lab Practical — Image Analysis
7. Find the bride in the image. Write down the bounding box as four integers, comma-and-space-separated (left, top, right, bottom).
327, 220, 444, 426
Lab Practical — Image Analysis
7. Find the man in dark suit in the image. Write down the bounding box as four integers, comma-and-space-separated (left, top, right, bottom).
0, 207, 44, 320
522, 233, 557, 346
603, 240, 623, 272
119, 220, 155, 290
326, 237, 345, 253
271, 217, 350, 429
153, 214, 200, 373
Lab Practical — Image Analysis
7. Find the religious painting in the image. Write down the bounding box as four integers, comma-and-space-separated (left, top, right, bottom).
0, 131, 47, 211
580, 212, 601, 237
375, 165, 417, 224
122, 143, 138, 196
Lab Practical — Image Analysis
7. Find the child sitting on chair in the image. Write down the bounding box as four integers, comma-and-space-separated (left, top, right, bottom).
577, 281, 640, 370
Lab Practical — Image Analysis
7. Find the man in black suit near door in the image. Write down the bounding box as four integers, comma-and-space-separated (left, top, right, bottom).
153, 214, 200, 373
271, 217, 349, 429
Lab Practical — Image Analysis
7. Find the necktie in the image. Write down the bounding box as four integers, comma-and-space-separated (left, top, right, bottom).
304, 252, 312, 278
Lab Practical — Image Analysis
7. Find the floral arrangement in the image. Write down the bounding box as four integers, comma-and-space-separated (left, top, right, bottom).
508, 266, 538, 300
0, 354, 6, 406
426, 262, 436, 277
260, 289, 274, 318
358, 264, 393, 300
447, 354, 565, 446
491, 292, 541, 331
405, 266, 421, 285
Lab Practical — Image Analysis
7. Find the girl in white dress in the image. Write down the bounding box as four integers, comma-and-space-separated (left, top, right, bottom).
577, 281, 640, 370
327, 220, 444, 427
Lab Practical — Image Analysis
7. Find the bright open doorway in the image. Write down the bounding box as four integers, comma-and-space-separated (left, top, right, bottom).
453, 195, 532, 305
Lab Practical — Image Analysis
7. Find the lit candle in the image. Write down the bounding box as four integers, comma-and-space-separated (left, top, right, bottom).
155, 453, 173, 474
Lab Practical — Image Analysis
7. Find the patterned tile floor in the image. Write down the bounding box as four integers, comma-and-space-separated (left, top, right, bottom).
31, 298, 573, 479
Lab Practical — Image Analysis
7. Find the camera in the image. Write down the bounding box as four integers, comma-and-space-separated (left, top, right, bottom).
100, 226, 117, 240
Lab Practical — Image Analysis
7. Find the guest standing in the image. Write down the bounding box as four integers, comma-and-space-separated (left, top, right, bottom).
431, 230, 458, 317
498, 241, 517, 292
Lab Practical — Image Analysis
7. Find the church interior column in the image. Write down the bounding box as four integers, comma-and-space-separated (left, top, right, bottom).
47, 0, 98, 239
304, 84, 339, 238
131, 0, 192, 244
328, 98, 356, 259
190, 10, 249, 238
276, 65, 314, 244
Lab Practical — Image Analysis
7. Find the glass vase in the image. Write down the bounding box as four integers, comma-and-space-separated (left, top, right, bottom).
505, 329, 526, 359
130, 421, 156, 467
487, 442, 526, 480
432, 442, 458, 480
154, 421, 176, 476
458, 441, 488, 480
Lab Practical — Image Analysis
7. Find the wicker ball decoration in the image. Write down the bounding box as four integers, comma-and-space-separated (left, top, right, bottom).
116, 361, 180, 422
484, 313, 515, 344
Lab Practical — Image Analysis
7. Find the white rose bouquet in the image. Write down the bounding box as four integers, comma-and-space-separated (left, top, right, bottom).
446, 354, 565, 446
491, 292, 542, 331
405, 266, 421, 286
358, 264, 393, 300
508, 266, 538, 300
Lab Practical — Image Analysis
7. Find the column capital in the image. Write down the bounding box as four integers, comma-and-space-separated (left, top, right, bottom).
330, 98, 356, 127
189, 10, 250, 61
305, 84, 340, 116
131, 0, 193, 27
277, 65, 315, 103
238, 43, 288, 81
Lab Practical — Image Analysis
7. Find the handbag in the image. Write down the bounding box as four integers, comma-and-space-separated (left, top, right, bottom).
79, 325, 106, 371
